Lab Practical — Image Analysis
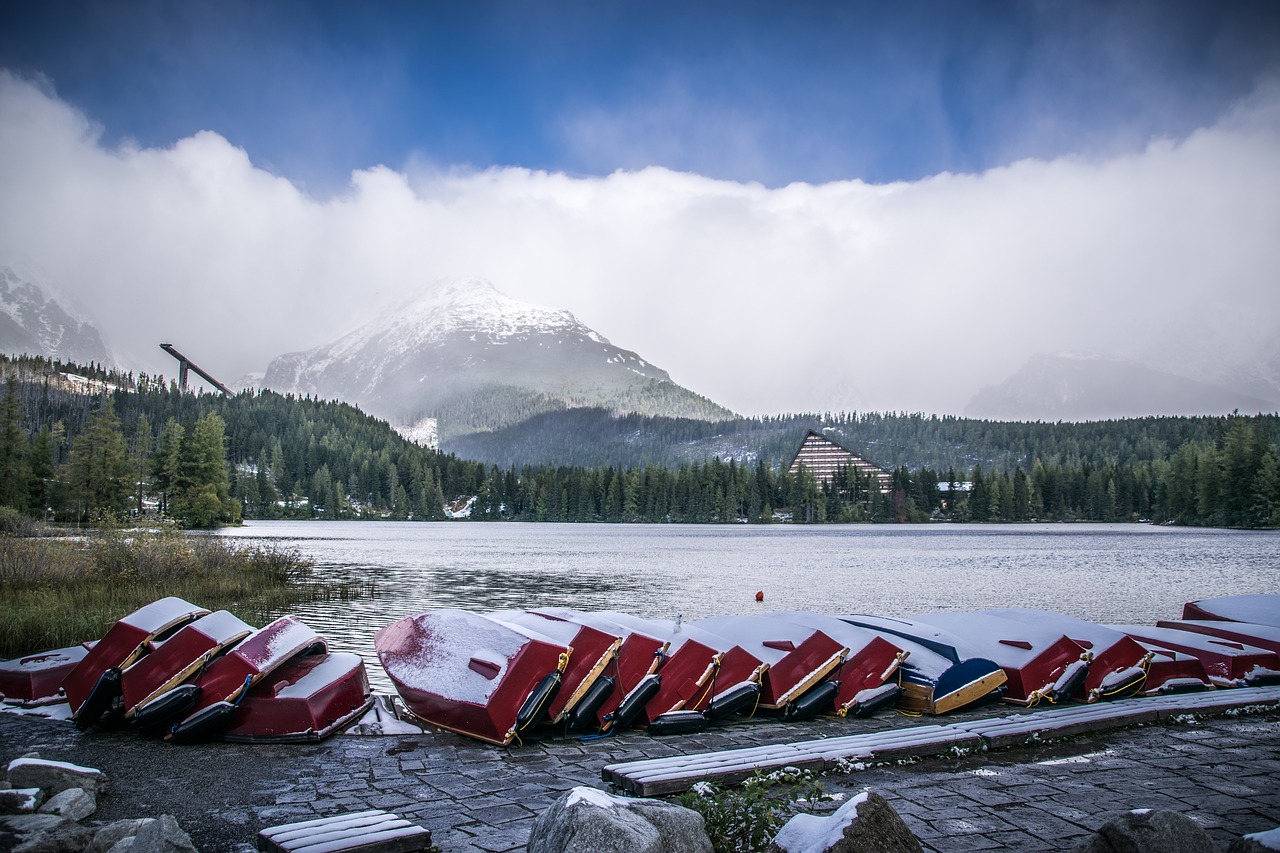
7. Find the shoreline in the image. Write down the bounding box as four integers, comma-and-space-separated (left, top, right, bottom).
3, 690, 1278, 852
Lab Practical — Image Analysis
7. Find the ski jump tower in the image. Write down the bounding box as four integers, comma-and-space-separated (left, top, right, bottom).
160, 343, 233, 397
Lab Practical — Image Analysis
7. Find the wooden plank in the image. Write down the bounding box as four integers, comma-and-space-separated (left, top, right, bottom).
257, 810, 431, 853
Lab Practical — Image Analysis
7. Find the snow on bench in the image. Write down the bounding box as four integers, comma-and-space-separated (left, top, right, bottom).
602, 685, 1280, 796
257, 809, 432, 853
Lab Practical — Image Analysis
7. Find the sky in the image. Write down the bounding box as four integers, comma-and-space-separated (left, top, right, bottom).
1, 1, 1279, 417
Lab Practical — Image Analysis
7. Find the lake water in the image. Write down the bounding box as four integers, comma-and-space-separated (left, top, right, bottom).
214, 520, 1280, 693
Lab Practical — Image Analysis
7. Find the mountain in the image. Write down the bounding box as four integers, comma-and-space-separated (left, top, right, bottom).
262, 277, 735, 440
0, 266, 112, 366
964, 352, 1276, 422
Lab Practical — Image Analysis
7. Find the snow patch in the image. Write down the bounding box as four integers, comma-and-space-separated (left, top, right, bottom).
566, 787, 623, 809
1245, 827, 1280, 850
771, 791, 870, 853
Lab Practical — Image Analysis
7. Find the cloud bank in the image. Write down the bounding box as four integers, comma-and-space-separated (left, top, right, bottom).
1, 71, 1278, 416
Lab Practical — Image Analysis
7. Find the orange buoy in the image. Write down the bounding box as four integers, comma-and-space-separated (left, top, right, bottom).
754, 590, 764, 602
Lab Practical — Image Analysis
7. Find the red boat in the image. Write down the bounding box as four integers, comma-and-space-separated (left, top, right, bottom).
596, 612, 767, 726
0, 645, 88, 706
899, 612, 1092, 705
64, 597, 209, 727
375, 609, 572, 746
1181, 596, 1280, 628
1156, 619, 1280, 656
769, 612, 911, 716
529, 608, 667, 731
141, 615, 327, 740
983, 609, 1152, 701
1138, 643, 1214, 695
1108, 624, 1280, 687
694, 615, 849, 717
487, 610, 622, 727
222, 651, 373, 743
119, 610, 254, 721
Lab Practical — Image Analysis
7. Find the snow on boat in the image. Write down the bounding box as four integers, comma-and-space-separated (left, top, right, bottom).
529, 608, 667, 731
982, 609, 1152, 702
117, 610, 254, 722
0, 645, 88, 707
222, 651, 372, 743
767, 612, 910, 717
1108, 624, 1280, 688
1138, 643, 1214, 695
839, 615, 1007, 714
487, 610, 622, 727
147, 615, 327, 740
595, 612, 767, 726
852, 612, 1091, 706
1155, 619, 1280, 656
375, 609, 572, 746
63, 597, 210, 727
1181, 595, 1280, 628
693, 615, 848, 717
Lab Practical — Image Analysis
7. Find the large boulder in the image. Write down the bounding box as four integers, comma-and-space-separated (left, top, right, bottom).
88, 819, 155, 853
7, 758, 108, 797
130, 814, 198, 853
10, 817, 94, 853
528, 787, 712, 853
1073, 809, 1216, 853
770, 790, 922, 853
38, 788, 96, 822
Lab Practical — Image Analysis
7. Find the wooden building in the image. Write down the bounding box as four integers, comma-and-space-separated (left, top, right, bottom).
788, 430, 892, 491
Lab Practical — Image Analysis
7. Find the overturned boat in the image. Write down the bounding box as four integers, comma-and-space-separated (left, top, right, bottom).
0, 645, 88, 707
63, 597, 210, 728
982, 609, 1151, 701
487, 610, 622, 728
1138, 643, 1215, 695
221, 650, 373, 743
1181, 595, 1280, 628
375, 609, 572, 745
1108, 623, 1280, 688
848, 612, 1091, 706
832, 614, 1007, 714
529, 608, 668, 732
144, 615, 328, 740
1155, 619, 1280, 657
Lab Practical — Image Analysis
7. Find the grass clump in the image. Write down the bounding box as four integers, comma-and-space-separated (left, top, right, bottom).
676, 767, 830, 853
0, 520, 360, 658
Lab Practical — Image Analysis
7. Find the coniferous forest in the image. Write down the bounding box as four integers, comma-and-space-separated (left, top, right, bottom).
1, 355, 1278, 529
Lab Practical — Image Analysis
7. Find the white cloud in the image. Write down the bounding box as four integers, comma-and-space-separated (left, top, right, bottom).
1, 70, 1278, 415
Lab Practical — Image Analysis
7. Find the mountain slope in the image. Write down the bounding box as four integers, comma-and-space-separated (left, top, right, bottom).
0, 266, 112, 366
964, 352, 1276, 422
262, 277, 735, 439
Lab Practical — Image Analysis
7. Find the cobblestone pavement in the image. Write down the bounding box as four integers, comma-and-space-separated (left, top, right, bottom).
2, 704, 1277, 852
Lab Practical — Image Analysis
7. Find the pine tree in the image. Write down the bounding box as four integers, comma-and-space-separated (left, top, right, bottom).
63, 396, 131, 520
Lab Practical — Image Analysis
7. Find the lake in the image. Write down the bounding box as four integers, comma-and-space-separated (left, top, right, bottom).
214, 520, 1280, 693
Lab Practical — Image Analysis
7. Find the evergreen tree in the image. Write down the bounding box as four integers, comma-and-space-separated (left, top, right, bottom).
63, 396, 131, 520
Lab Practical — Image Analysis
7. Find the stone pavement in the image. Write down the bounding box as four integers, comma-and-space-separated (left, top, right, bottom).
2, 702, 1277, 852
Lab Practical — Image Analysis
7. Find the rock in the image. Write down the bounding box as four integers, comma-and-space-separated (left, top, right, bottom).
528, 786, 712, 853
0, 788, 45, 814
38, 787, 96, 821
769, 790, 922, 853
131, 814, 198, 853
2, 813, 70, 835
89, 819, 155, 853
1228, 826, 1280, 853
105, 839, 136, 853
1073, 809, 1216, 853
11, 818, 94, 853
7, 757, 108, 796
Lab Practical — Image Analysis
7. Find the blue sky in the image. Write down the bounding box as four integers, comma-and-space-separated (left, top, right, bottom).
4, 1, 1278, 190
1, 2, 1279, 417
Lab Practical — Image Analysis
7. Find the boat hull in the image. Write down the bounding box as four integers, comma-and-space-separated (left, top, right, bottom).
119, 611, 254, 719
376, 609, 571, 745
1109, 624, 1280, 687
1156, 620, 1280, 656
0, 645, 88, 706
224, 652, 372, 743
694, 616, 847, 711
1182, 596, 1280, 627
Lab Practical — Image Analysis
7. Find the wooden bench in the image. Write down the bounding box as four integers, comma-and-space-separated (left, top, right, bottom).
257, 809, 432, 853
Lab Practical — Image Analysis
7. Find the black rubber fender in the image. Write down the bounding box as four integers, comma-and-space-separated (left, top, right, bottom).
609, 673, 661, 730
567, 675, 616, 730
705, 681, 760, 720
169, 701, 236, 744
132, 684, 202, 732
649, 710, 707, 736
515, 672, 562, 733
783, 679, 839, 722
74, 667, 121, 731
